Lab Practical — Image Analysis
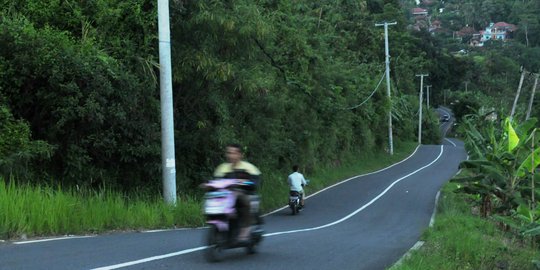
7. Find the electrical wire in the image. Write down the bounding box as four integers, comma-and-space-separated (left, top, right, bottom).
342, 71, 386, 110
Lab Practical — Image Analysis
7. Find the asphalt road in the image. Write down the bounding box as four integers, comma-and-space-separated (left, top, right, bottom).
0, 112, 466, 270
437, 106, 455, 138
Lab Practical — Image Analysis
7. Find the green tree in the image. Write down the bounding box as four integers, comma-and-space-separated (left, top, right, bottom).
0, 104, 52, 180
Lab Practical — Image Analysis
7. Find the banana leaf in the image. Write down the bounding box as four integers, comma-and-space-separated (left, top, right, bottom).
516, 118, 538, 139
452, 174, 484, 183
460, 160, 507, 183
505, 118, 520, 152
465, 129, 487, 158
459, 160, 492, 168
462, 183, 495, 195
493, 215, 523, 231
517, 147, 540, 178
516, 204, 535, 223
523, 225, 540, 236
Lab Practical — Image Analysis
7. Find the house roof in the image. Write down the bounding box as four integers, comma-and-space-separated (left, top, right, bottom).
412, 7, 428, 14
492, 22, 517, 32
457, 26, 477, 37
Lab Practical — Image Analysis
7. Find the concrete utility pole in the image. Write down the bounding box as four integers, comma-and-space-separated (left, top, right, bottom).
426, 85, 432, 109
158, 0, 177, 205
511, 69, 528, 120
375, 21, 397, 155
526, 73, 539, 120
416, 74, 429, 145
464, 81, 469, 93
444, 89, 448, 106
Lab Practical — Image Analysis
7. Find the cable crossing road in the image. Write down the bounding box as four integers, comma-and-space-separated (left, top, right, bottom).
0, 119, 466, 270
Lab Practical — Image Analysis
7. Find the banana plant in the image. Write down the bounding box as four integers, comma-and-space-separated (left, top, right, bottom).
494, 203, 540, 236
454, 115, 539, 217
496, 204, 540, 229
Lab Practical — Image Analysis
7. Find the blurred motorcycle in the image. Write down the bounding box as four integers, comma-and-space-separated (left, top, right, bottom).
201, 179, 264, 262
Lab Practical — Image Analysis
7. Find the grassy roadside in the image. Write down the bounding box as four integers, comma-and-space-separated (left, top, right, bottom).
0, 141, 418, 240
390, 182, 539, 270
0, 182, 203, 239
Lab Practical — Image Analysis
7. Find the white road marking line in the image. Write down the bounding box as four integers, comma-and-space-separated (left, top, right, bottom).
391, 157, 468, 268
90, 145, 444, 270
444, 121, 454, 136
265, 145, 444, 237
390, 241, 425, 269
437, 107, 451, 117
11, 229, 197, 244
14, 236, 95, 245
444, 138, 457, 147
264, 144, 422, 216
141, 228, 204, 233
8, 145, 423, 247
90, 246, 208, 270
429, 191, 441, 227
436, 107, 453, 136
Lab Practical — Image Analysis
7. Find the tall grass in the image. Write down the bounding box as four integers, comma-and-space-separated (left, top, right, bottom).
0, 141, 417, 240
390, 183, 539, 270
0, 181, 203, 239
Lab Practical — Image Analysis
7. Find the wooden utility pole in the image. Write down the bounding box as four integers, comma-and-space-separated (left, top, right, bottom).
526, 73, 538, 120
416, 74, 428, 144
375, 21, 397, 155
511, 70, 528, 120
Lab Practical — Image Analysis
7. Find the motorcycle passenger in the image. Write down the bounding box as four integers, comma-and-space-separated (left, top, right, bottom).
287, 165, 307, 208
214, 143, 261, 242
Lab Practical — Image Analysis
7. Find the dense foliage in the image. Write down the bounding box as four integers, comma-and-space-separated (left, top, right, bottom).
408, 0, 540, 252
0, 0, 452, 192
0, 14, 161, 188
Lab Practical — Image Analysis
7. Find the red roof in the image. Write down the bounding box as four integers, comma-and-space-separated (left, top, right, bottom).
412, 8, 428, 14
457, 26, 477, 37
493, 22, 517, 31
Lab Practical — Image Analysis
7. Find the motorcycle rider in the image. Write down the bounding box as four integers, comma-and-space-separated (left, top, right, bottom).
213, 143, 261, 242
287, 165, 307, 208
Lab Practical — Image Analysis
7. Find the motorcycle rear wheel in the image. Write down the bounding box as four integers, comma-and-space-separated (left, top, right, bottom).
290, 203, 298, 215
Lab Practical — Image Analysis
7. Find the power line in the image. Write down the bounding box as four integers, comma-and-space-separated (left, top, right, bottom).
343, 71, 385, 110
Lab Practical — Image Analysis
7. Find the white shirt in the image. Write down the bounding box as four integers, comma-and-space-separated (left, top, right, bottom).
287, 172, 307, 192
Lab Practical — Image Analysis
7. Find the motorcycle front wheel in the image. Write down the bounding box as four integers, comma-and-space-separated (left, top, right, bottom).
205, 225, 226, 262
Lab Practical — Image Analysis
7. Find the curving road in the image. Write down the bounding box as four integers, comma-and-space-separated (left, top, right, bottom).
437, 106, 455, 138
0, 111, 466, 270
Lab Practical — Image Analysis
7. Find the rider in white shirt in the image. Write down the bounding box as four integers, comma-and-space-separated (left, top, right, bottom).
287, 165, 307, 207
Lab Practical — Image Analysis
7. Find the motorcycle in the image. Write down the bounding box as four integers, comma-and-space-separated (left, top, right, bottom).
202, 179, 264, 262
288, 190, 302, 215
289, 179, 309, 215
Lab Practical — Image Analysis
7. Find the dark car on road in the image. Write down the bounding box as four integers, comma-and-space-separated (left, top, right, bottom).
441, 115, 450, 122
